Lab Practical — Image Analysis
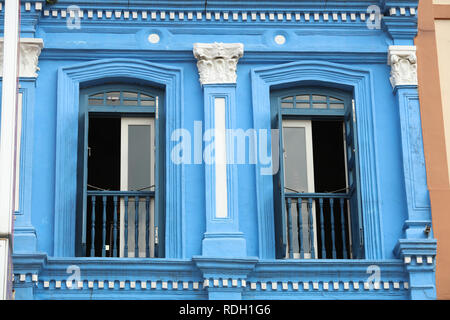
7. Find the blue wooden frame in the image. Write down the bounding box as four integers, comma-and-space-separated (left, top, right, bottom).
270, 86, 364, 259
251, 60, 382, 260
77, 83, 164, 257
54, 59, 184, 258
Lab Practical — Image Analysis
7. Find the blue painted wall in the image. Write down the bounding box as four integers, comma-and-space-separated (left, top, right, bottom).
2, 0, 436, 299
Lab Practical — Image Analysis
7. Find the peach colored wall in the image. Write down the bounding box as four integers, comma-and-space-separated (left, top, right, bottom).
435, 20, 450, 180
416, 0, 450, 299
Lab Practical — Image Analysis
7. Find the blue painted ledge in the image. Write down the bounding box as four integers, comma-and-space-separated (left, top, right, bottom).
12, 254, 416, 299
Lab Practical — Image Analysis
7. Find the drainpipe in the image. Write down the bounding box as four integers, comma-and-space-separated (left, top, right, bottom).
0, 0, 21, 300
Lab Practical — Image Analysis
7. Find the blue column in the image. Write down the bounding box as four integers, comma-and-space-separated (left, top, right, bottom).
12, 79, 38, 254
193, 43, 258, 300
10, 38, 44, 254
389, 46, 437, 300
201, 84, 247, 257
193, 43, 247, 258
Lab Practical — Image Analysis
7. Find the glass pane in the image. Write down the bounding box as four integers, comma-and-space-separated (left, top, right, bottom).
88, 98, 104, 105
330, 103, 345, 109
295, 95, 309, 101
140, 99, 156, 107
106, 92, 121, 105
127, 125, 152, 257
281, 102, 294, 108
140, 93, 154, 100
283, 126, 308, 193
123, 99, 139, 106
122, 91, 138, 98
283, 124, 314, 259
312, 102, 327, 109
329, 96, 343, 102
90, 93, 104, 98
311, 95, 326, 101
296, 103, 310, 109
128, 125, 152, 191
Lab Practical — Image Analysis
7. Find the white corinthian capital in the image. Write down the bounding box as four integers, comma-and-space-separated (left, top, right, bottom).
388, 45, 418, 88
0, 38, 44, 78
193, 42, 244, 85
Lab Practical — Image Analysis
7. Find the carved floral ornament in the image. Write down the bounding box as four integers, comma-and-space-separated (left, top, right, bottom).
388, 45, 418, 88
193, 42, 244, 85
0, 38, 44, 78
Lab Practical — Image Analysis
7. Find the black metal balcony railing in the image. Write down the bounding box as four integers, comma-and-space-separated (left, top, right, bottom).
284, 193, 351, 259
84, 190, 156, 258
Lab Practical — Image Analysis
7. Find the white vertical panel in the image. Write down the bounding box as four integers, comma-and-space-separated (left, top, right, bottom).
214, 97, 228, 218
14, 93, 23, 212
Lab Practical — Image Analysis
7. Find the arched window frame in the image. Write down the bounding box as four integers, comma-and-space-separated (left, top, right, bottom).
76, 83, 165, 258
251, 61, 382, 260
53, 59, 184, 258
270, 86, 363, 260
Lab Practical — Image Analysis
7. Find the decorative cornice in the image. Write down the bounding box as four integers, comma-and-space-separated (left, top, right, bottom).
15, 2, 417, 23
388, 45, 417, 88
0, 38, 44, 78
193, 42, 244, 85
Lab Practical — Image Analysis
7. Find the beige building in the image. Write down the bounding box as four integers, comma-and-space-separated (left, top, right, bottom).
417, 0, 450, 300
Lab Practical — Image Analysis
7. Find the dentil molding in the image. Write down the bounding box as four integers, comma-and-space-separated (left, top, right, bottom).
388, 45, 417, 88
193, 42, 244, 85
0, 38, 44, 78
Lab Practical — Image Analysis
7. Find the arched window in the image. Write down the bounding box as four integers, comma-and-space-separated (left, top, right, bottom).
271, 86, 364, 260
76, 84, 165, 258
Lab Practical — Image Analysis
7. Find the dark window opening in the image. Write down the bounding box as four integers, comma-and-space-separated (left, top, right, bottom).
312, 120, 351, 259
272, 88, 364, 260
86, 117, 121, 257
76, 84, 164, 259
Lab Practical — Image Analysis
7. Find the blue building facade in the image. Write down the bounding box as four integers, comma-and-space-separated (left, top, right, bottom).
3, 0, 437, 299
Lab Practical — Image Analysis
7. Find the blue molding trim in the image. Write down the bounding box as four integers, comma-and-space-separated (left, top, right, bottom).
0, 78, 38, 253
38, 51, 390, 67
394, 87, 433, 239
244, 259, 409, 299
0, 1, 419, 44
201, 84, 247, 258
13, 253, 412, 299
54, 58, 184, 258
394, 239, 437, 299
251, 60, 383, 260
391, 85, 436, 300
15, 80, 35, 220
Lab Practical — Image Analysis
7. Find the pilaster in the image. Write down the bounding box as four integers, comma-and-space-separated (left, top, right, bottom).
193, 42, 247, 258
388, 45, 437, 299
193, 256, 257, 300
0, 38, 43, 254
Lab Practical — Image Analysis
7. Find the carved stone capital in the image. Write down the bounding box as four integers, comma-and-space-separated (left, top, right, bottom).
193, 42, 244, 85
0, 38, 44, 78
388, 45, 417, 88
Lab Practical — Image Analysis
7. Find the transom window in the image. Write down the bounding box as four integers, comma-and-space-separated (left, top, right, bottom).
88, 90, 157, 107
271, 86, 364, 260
280, 94, 345, 110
